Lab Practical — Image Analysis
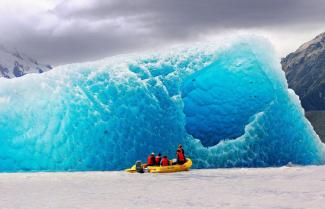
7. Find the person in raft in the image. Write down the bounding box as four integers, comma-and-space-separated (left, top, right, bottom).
176, 144, 186, 165
160, 156, 170, 166
155, 153, 162, 165
147, 152, 156, 166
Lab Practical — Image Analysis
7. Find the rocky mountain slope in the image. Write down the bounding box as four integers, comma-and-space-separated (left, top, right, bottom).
282, 32, 325, 142
305, 111, 325, 142
0, 45, 52, 78
282, 32, 325, 111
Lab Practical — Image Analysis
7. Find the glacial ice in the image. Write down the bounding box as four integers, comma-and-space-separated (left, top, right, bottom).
0, 36, 324, 171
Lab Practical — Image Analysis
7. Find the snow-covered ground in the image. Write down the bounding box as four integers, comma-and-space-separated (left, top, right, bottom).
1, 166, 325, 209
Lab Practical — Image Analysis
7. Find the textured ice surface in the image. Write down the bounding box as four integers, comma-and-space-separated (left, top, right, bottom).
0, 36, 324, 171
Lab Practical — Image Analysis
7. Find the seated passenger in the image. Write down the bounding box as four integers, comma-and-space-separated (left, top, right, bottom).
155, 153, 162, 165
176, 144, 186, 165
160, 156, 169, 166
147, 152, 156, 166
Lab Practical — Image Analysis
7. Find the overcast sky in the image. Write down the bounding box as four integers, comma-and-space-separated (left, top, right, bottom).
0, 0, 325, 66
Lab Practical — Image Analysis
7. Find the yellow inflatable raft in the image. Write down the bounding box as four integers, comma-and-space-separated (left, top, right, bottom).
125, 158, 192, 173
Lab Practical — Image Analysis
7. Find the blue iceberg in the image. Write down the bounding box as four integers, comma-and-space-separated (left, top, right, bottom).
0, 36, 324, 172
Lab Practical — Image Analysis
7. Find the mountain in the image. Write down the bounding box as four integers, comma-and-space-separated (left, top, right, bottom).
0, 45, 52, 78
305, 111, 325, 142
281, 32, 325, 111
282, 32, 325, 142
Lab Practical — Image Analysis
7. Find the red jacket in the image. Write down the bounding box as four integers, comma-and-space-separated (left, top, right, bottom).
177, 148, 185, 161
161, 157, 169, 166
147, 155, 155, 166
155, 156, 161, 165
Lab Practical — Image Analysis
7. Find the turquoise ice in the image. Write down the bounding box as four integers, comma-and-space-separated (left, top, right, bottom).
0, 36, 324, 171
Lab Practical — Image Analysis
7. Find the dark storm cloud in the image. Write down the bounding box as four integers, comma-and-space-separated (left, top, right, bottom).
54, 0, 325, 25
1, 0, 325, 65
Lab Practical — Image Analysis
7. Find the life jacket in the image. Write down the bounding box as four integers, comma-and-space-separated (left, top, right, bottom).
161, 157, 169, 166
155, 156, 161, 165
180, 148, 184, 154
147, 155, 155, 166
177, 149, 185, 161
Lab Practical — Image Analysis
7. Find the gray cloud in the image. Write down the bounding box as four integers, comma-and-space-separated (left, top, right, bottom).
53, 0, 325, 31
1, 0, 325, 65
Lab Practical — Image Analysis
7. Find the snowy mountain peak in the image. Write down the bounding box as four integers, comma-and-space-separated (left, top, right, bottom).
0, 45, 52, 78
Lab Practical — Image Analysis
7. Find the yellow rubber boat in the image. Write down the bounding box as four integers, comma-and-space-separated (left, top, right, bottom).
125, 158, 192, 173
